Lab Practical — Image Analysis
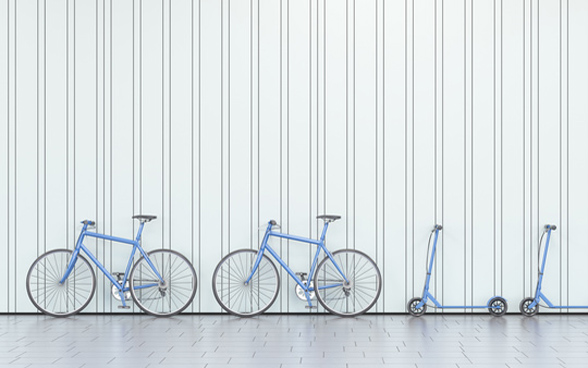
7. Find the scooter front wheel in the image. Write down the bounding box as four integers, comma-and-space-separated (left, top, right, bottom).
519, 297, 539, 317
407, 297, 427, 316
488, 297, 507, 316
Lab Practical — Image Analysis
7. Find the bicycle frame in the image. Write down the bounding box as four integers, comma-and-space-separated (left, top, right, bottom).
59, 221, 165, 307
415, 226, 503, 311
528, 225, 588, 310
246, 221, 349, 307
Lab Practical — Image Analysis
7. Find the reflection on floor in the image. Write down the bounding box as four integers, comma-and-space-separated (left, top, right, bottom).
0, 314, 586, 367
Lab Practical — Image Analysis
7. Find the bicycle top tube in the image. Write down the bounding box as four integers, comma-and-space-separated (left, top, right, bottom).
264, 215, 340, 244
79, 214, 156, 244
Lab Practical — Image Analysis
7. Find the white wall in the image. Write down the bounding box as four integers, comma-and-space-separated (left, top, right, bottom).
2, 0, 588, 313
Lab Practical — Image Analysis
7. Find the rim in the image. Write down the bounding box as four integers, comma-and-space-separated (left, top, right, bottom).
490, 299, 505, 315
409, 298, 425, 315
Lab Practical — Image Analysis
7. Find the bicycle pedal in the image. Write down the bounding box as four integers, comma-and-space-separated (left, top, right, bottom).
118, 305, 131, 309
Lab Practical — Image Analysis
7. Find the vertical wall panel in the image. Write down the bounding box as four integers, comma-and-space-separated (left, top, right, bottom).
501, 0, 525, 305
471, 0, 495, 306
442, 0, 467, 310
383, 0, 406, 312
7, 0, 16, 313
285, 0, 312, 313
258, 0, 282, 309
44, 0, 68, 301
324, 0, 347, 283
403, 0, 414, 305
96, 0, 106, 313
140, 0, 163, 256
110, 0, 135, 307
15, 0, 38, 312
492, 0, 503, 298
528, 0, 539, 298
35, 0, 46, 313
228, 0, 252, 255
109, 0, 134, 313
568, 0, 588, 306
199, 0, 222, 312
170, 0, 193, 302
0, 0, 9, 312
538, 0, 562, 310
411, 0, 436, 305
354, 0, 377, 306
2, 0, 588, 313
73, 0, 97, 312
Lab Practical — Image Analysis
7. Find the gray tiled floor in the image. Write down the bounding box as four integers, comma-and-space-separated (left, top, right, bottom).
1, 314, 588, 367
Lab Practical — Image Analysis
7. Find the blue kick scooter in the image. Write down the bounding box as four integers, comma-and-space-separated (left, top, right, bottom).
407, 224, 508, 316
519, 224, 587, 316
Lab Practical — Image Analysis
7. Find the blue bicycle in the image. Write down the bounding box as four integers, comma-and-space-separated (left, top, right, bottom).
26, 215, 197, 317
211, 215, 382, 317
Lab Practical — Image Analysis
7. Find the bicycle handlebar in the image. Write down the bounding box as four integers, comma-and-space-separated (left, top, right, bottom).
433, 224, 443, 231
544, 224, 557, 231
81, 220, 96, 226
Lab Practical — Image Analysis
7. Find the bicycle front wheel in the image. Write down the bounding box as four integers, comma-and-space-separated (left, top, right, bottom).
26, 249, 96, 317
314, 249, 382, 317
212, 249, 280, 317
129, 249, 197, 317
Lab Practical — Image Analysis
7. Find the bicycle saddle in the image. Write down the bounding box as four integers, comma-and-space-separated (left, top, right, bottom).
132, 215, 157, 222
316, 214, 341, 222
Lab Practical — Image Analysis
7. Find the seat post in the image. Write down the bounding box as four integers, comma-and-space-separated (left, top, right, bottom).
319, 221, 330, 242
135, 222, 146, 242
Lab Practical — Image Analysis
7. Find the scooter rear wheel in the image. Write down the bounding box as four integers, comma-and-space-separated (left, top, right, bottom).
488, 297, 507, 316
407, 297, 427, 316
519, 297, 539, 317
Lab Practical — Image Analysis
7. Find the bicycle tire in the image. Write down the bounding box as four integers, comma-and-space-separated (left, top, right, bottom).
129, 249, 197, 317
212, 249, 280, 317
26, 249, 96, 317
314, 249, 382, 317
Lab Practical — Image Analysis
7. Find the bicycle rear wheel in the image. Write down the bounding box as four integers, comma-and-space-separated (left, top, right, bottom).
26, 249, 96, 317
314, 249, 382, 317
212, 249, 280, 317
129, 249, 197, 317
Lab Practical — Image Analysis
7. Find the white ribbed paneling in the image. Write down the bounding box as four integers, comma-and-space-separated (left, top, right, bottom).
2, 0, 588, 313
